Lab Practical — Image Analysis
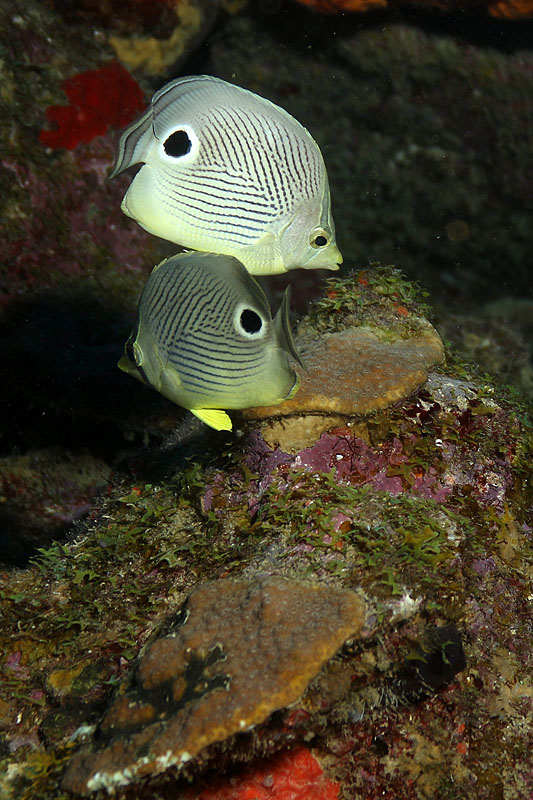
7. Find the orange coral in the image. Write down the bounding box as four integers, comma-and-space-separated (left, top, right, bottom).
294, 0, 386, 10
62, 577, 364, 795
489, 0, 533, 16
39, 61, 145, 150
293, 0, 533, 15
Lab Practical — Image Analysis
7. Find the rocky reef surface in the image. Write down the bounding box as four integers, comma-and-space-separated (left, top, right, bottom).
1, 0, 531, 564
1, 266, 532, 800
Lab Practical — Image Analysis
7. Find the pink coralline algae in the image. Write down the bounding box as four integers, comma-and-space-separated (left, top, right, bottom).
293, 429, 451, 501
1, 139, 155, 302
39, 61, 145, 150
188, 747, 340, 800
241, 426, 451, 509
240, 378, 521, 516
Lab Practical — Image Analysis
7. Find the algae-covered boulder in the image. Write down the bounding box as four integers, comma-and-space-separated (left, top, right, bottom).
1, 265, 531, 800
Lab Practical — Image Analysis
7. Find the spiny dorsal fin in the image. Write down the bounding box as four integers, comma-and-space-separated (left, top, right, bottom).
273, 285, 304, 368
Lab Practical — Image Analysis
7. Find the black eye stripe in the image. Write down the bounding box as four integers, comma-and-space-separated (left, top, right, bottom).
164, 130, 192, 158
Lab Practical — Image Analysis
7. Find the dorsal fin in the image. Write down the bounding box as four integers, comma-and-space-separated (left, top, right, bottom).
273, 286, 304, 368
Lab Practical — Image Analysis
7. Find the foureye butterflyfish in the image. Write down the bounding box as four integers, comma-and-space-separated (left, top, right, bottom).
118, 251, 302, 431
110, 75, 342, 276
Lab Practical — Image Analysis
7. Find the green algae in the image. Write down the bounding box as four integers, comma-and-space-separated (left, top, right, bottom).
0, 473, 214, 799
3, 749, 73, 800
305, 263, 433, 338
259, 473, 471, 604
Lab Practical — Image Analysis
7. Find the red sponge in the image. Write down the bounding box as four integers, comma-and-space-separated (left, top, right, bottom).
190, 747, 340, 800
39, 60, 145, 150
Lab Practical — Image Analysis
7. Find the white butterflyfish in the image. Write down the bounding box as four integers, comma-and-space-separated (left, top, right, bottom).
118, 251, 303, 431
111, 75, 342, 276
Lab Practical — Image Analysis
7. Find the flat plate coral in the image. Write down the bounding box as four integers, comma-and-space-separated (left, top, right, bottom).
244, 323, 444, 420
62, 576, 366, 795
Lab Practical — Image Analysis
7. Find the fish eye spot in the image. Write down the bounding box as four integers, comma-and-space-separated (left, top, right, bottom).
309, 227, 331, 249
164, 129, 192, 158
240, 309, 262, 334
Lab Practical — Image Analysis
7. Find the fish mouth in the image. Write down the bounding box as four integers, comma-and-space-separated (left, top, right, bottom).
332, 245, 343, 267
304, 242, 343, 271
329, 246, 343, 270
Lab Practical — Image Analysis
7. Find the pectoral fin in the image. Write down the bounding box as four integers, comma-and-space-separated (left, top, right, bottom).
190, 408, 233, 432
286, 372, 301, 400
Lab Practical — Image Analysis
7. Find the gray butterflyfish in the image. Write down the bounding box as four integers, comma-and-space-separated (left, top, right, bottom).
110, 75, 342, 276
118, 251, 303, 431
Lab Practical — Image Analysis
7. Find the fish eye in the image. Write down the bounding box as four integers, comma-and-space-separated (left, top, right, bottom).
309, 227, 331, 249
239, 309, 263, 335
164, 129, 192, 158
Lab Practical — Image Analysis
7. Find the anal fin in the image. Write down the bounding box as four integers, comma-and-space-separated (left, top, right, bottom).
191, 408, 233, 432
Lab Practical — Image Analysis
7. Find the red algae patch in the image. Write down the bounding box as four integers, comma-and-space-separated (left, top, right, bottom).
62, 577, 365, 795
244, 324, 444, 427
187, 746, 340, 800
39, 61, 145, 150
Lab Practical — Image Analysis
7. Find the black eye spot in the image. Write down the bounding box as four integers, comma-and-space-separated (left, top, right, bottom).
240, 309, 262, 334
314, 235, 328, 247
164, 130, 192, 158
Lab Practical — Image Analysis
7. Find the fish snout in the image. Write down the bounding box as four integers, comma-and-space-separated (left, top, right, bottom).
303, 241, 343, 271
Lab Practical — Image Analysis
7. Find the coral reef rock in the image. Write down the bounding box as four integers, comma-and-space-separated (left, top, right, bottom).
109, 0, 218, 77
208, 12, 533, 304
62, 576, 366, 795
